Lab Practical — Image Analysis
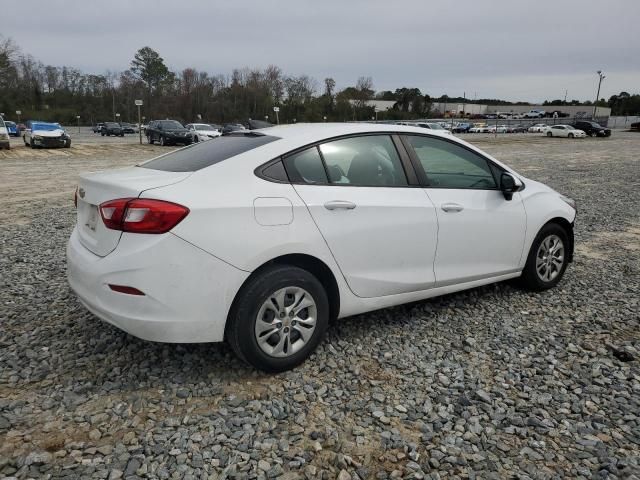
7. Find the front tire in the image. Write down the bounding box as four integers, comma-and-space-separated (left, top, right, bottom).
159, 136, 165, 146
520, 223, 570, 291
226, 265, 330, 372
568, 133, 574, 138
547, 132, 552, 137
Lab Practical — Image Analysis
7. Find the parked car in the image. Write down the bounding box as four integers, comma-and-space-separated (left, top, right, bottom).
524, 110, 546, 118
146, 120, 192, 146
23, 121, 71, 148
0, 118, 10, 150
469, 123, 489, 133
414, 122, 452, 135
222, 123, 247, 134
542, 125, 586, 138
101, 122, 124, 137
92, 123, 105, 133
571, 121, 611, 137
4, 120, 20, 137
67, 123, 576, 371
630, 122, 640, 132
487, 125, 508, 134
452, 122, 473, 133
506, 124, 527, 133
119, 123, 138, 134
528, 124, 547, 133
185, 123, 222, 142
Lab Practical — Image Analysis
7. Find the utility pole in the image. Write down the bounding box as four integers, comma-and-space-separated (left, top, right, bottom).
563, 89, 568, 105
135, 100, 143, 145
593, 71, 605, 119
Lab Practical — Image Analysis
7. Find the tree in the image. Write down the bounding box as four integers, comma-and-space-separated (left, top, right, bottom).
130, 47, 171, 114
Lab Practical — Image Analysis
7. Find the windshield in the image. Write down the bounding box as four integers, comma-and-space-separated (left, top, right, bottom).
32, 122, 62, 131
105, 122, 119, 127
193, 124, 214, 131
427, 123, 444, 130
5, 121, 16, 127
159, 120, 184, 129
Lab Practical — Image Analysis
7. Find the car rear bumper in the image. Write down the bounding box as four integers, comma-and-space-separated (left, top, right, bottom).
66, 227, 249, 343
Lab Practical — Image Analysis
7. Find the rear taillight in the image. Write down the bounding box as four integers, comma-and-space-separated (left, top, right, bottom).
99, 198, 189, 234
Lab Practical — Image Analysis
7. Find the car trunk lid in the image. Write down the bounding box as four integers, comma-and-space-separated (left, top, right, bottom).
76, 166, 191, 256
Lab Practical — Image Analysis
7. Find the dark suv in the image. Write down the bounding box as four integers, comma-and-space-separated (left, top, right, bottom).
146, 120, 192, 146
571, 121, 611, 137
101, 122, 124, 137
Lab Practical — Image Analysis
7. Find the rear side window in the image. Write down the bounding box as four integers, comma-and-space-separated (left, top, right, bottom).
284, 147, 328, 184
319, 135, 407, 186
141, 133, 279, 172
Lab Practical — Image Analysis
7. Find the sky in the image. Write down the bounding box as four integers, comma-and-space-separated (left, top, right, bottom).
2, 0, 639, 103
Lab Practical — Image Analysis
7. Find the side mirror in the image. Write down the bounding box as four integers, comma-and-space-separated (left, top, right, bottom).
500, 172, 521, 200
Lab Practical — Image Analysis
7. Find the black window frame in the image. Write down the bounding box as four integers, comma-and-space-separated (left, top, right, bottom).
255, 132, 421, 188
399, 133, 513, 191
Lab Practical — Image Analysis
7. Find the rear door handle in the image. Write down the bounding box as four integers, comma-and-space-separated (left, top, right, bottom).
324, 200, 356, 210
441, 203, 464, 212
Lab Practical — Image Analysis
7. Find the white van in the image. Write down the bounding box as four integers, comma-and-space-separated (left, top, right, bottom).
0, 117, 10, 150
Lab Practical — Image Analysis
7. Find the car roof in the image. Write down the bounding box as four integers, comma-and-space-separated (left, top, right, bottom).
257, 122, 453, 145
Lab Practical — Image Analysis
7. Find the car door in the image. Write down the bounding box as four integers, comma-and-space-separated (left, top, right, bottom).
402, 134, 526, 286
286, 134, 439, 298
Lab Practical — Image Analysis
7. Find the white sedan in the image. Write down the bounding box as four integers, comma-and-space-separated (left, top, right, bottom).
185, 123, 221, 142
542, 125, 587, 138
528, 123, 547, 133
67, 123, 576, 371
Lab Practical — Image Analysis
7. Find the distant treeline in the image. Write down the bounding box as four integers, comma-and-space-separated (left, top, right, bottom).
0, 37, 638, 126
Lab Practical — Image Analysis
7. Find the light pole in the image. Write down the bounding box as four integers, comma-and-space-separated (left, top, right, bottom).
76, 115, 80, 133
16, 110, 21, 124
593, 70, 605, 119
115, 113, 121, 126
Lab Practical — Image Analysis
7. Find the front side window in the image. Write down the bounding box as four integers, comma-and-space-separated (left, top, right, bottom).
318, 135, 407, 186
406, 135, 496, 189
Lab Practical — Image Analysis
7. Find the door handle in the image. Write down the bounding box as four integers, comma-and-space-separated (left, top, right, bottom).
324, 200, 356, 210
441, 203, 464, 212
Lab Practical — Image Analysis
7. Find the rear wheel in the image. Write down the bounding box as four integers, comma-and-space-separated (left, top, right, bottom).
159, 136, 165, 146
226, 265, 329, 372
147, 135, 154, 145
520, 223, 569, 291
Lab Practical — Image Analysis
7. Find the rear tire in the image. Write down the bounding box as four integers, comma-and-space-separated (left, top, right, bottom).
147, 135, 154, 145
520, 223, 570, 291
159, 136, 165, 146
226, 265, 330, 372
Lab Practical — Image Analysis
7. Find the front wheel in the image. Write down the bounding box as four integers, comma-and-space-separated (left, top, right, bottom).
226, 265, 330, 372
159, 136, 166, 146
568, 133, 574, 138
547, 132, 552, 137
147, 135, 154, 145
520, 223, 570, 291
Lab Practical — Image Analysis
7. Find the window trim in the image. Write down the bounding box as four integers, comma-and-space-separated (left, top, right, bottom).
256, 132, 423, 188
400, 133, 509, 191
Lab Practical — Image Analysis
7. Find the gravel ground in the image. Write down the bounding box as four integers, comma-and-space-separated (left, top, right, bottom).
1, 133, 639, 479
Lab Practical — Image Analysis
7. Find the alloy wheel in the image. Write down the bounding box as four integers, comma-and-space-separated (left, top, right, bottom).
536, 234, 565, 282
254, 286, 317, 358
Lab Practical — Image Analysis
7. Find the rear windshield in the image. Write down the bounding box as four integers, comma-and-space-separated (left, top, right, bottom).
140, 133, 280, 172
